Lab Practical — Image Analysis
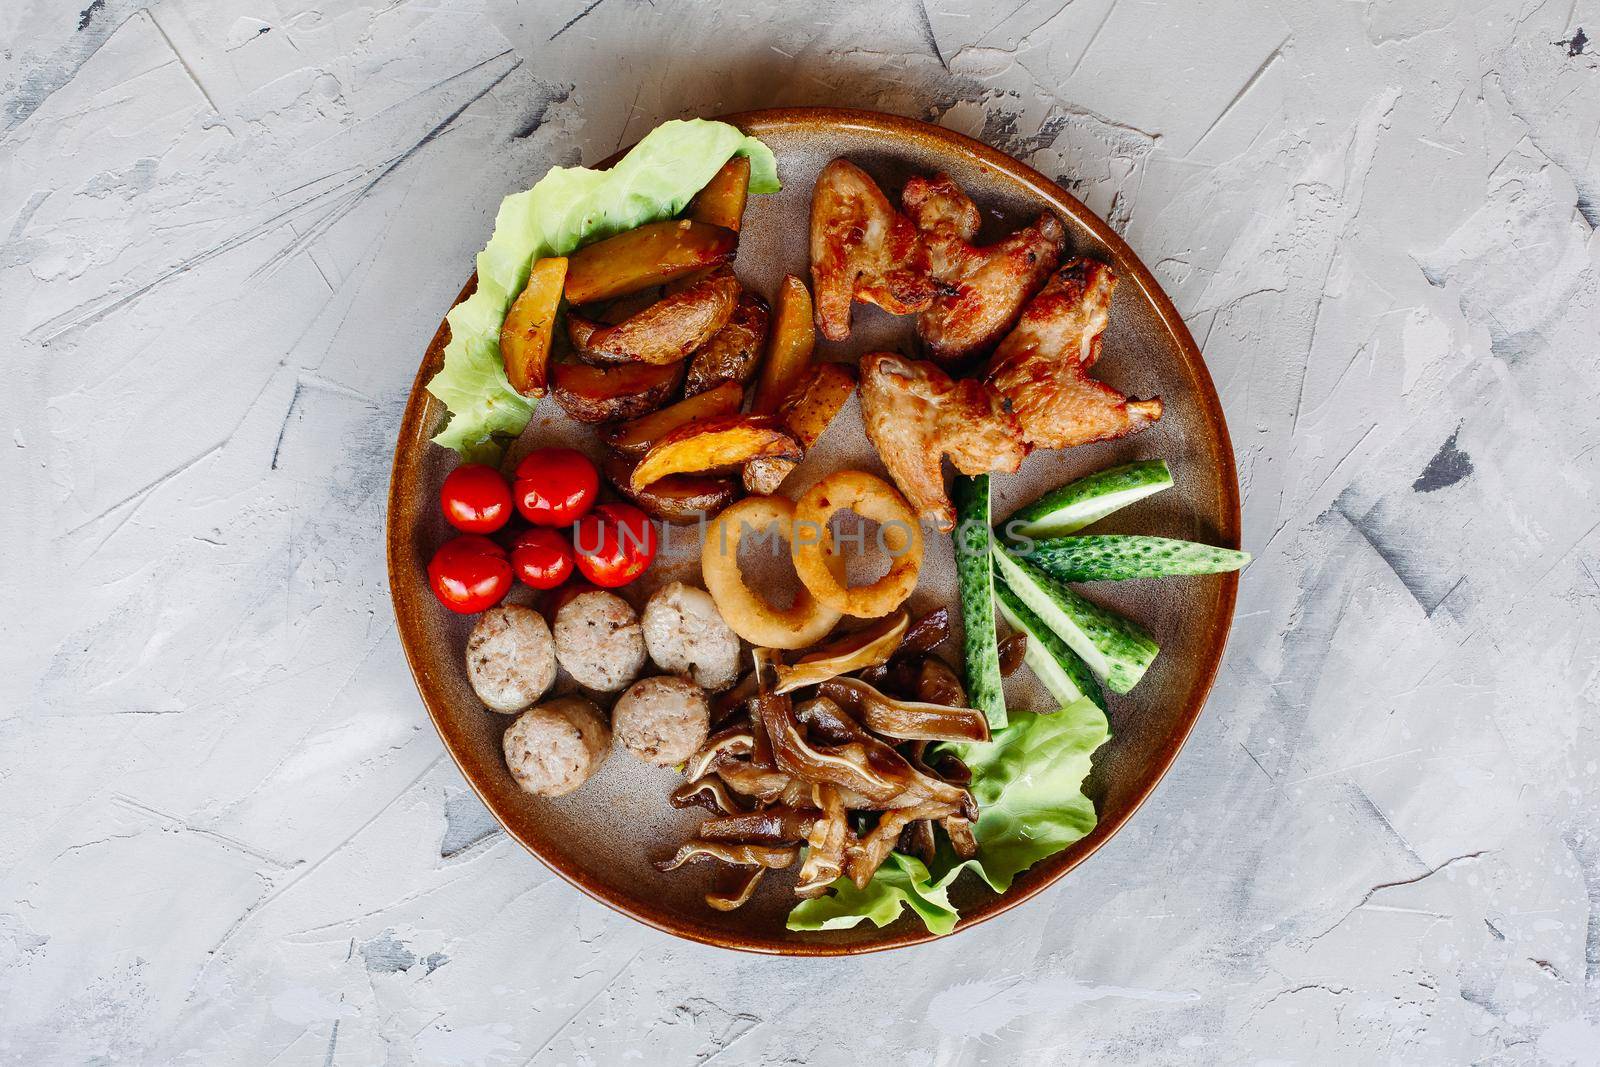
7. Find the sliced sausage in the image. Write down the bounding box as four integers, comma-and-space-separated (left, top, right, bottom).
612, 675, 710, 766
553, 590, 647, 692
466, 605, 557, 713
502, 696, 611, 797
641, 582, 742, 691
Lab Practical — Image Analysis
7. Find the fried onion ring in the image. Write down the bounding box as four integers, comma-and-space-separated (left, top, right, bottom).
790, 471, 924, 618
702, 496, 845, 648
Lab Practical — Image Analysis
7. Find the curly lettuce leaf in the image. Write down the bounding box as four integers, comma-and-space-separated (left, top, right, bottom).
427, 119, 779, 461
787, 852, 965, 935
786, 697, 1110, 934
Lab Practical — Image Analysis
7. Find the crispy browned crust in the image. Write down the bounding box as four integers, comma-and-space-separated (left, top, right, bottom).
574, 268, 740, 365
904, 173, 1065, 365
858, 352, 1026, 531
987, 258, 1162, 449
685, 287, 771, 396
809, 159, 937, 341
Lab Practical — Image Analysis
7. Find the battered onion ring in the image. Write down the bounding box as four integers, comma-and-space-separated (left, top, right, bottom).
791, 470, 924, 618
701, 496, 846, 649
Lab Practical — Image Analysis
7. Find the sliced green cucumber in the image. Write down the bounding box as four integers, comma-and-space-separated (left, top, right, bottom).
1026, 535, 1251, 582
991, 545, 1159, 695
1002, 460, 1173, 538
953, 474, 1006, 729
994, 578, 1106, 711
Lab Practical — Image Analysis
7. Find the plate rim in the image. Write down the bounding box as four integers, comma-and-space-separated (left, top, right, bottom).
385, 105, 1241, 956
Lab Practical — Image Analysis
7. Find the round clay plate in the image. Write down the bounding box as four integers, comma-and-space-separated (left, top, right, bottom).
387, 108, 1240, 955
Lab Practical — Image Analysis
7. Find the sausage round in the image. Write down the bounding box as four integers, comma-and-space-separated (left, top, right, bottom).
552, 590, 647, 692
612, 675, 710, 766
641, 582, 742, 691
466, 605, 558, 713
502, 696, 611, 797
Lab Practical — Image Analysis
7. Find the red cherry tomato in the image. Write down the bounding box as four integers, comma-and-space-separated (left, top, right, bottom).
509, 527, 574, 590
439, 463, 513, 533
572, 502, 657, 588
514, 448, 599, 526
427, 535, 512, 613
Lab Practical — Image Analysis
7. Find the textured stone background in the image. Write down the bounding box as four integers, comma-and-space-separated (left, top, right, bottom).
5, 0, 1600, 1063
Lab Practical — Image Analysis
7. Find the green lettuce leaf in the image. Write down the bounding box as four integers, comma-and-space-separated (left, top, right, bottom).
427, 119, 779, 461
787, 852, 965, 935
786, 696, 1110, 934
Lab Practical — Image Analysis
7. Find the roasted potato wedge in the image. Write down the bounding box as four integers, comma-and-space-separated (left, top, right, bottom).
630, 414, 802, 493
601, 452, 740, 524
601, 381, 744, 457
565, 220, 736, 304
741, 363, 855, 494
780, 361, 857, 447
685, 289, 770, 397
575, 269, 739, 365
550, 358, 685, 423
565, 312, 603, 355
689, 157, 752, 231
750, 275, 816, 415
741, 455, 799, 495
499, 257, 567, 396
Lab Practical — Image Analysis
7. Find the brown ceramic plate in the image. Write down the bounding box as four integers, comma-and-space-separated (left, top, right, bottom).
387, 107, 1240, 955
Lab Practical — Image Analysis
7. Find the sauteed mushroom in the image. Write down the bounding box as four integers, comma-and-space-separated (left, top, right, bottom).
670, 777, 745, 815
817, 677, 991, 743
653, 840, 800, 872
697, 807, 820, 843
706, 867, 766, 912
660, 625, 993, 907
774, 612, 909, 693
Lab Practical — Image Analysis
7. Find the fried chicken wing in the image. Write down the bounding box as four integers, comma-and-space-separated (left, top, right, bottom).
987, 259, 1162, 449
902, 174, 1066, 365
859, 353, 1026, 531
809, 160, 937, 342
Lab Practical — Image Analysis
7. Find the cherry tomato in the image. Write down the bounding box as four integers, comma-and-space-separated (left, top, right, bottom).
509, 527, 574, 590
514, 448, 599, 526
439, 463, 513, 533
427, 535, 512, 613
572, 502, 657, 588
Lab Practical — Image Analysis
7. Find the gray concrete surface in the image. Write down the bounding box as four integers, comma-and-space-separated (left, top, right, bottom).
5, 0, 1600, 1063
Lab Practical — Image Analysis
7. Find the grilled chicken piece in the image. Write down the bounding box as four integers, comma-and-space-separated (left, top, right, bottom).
903, 174, 1066, 365
859, 353, 1026, 531
987, 259, 1162, 449
809, 159, 937, 341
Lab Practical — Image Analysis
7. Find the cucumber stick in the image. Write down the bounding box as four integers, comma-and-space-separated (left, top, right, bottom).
953, 474, 1006, 729
994, 579, 1106, 711
1027, 535, 1251, 582
1003, 460, 1173, 538
991, 545, 1159, 695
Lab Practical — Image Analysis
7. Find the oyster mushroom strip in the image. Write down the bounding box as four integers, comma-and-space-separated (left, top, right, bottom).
914, 656, 968, 708
858, 607, 951, 688
706, 867, 766, 912
941, 815, 979, 859
711, 671, 758, 727
752, 663, 915, 806
796, 784, 850, 898
817, 677, 991, 744
899, 817, 939, 864
773, 611, 910, 693
652, 841, 801, 872
905, 739, 972, 789
696, 807, 820, 843
788, 693, 974, 815
683, 726, 755, 782
846, 801, 958, 889
670, 777, 746, 815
